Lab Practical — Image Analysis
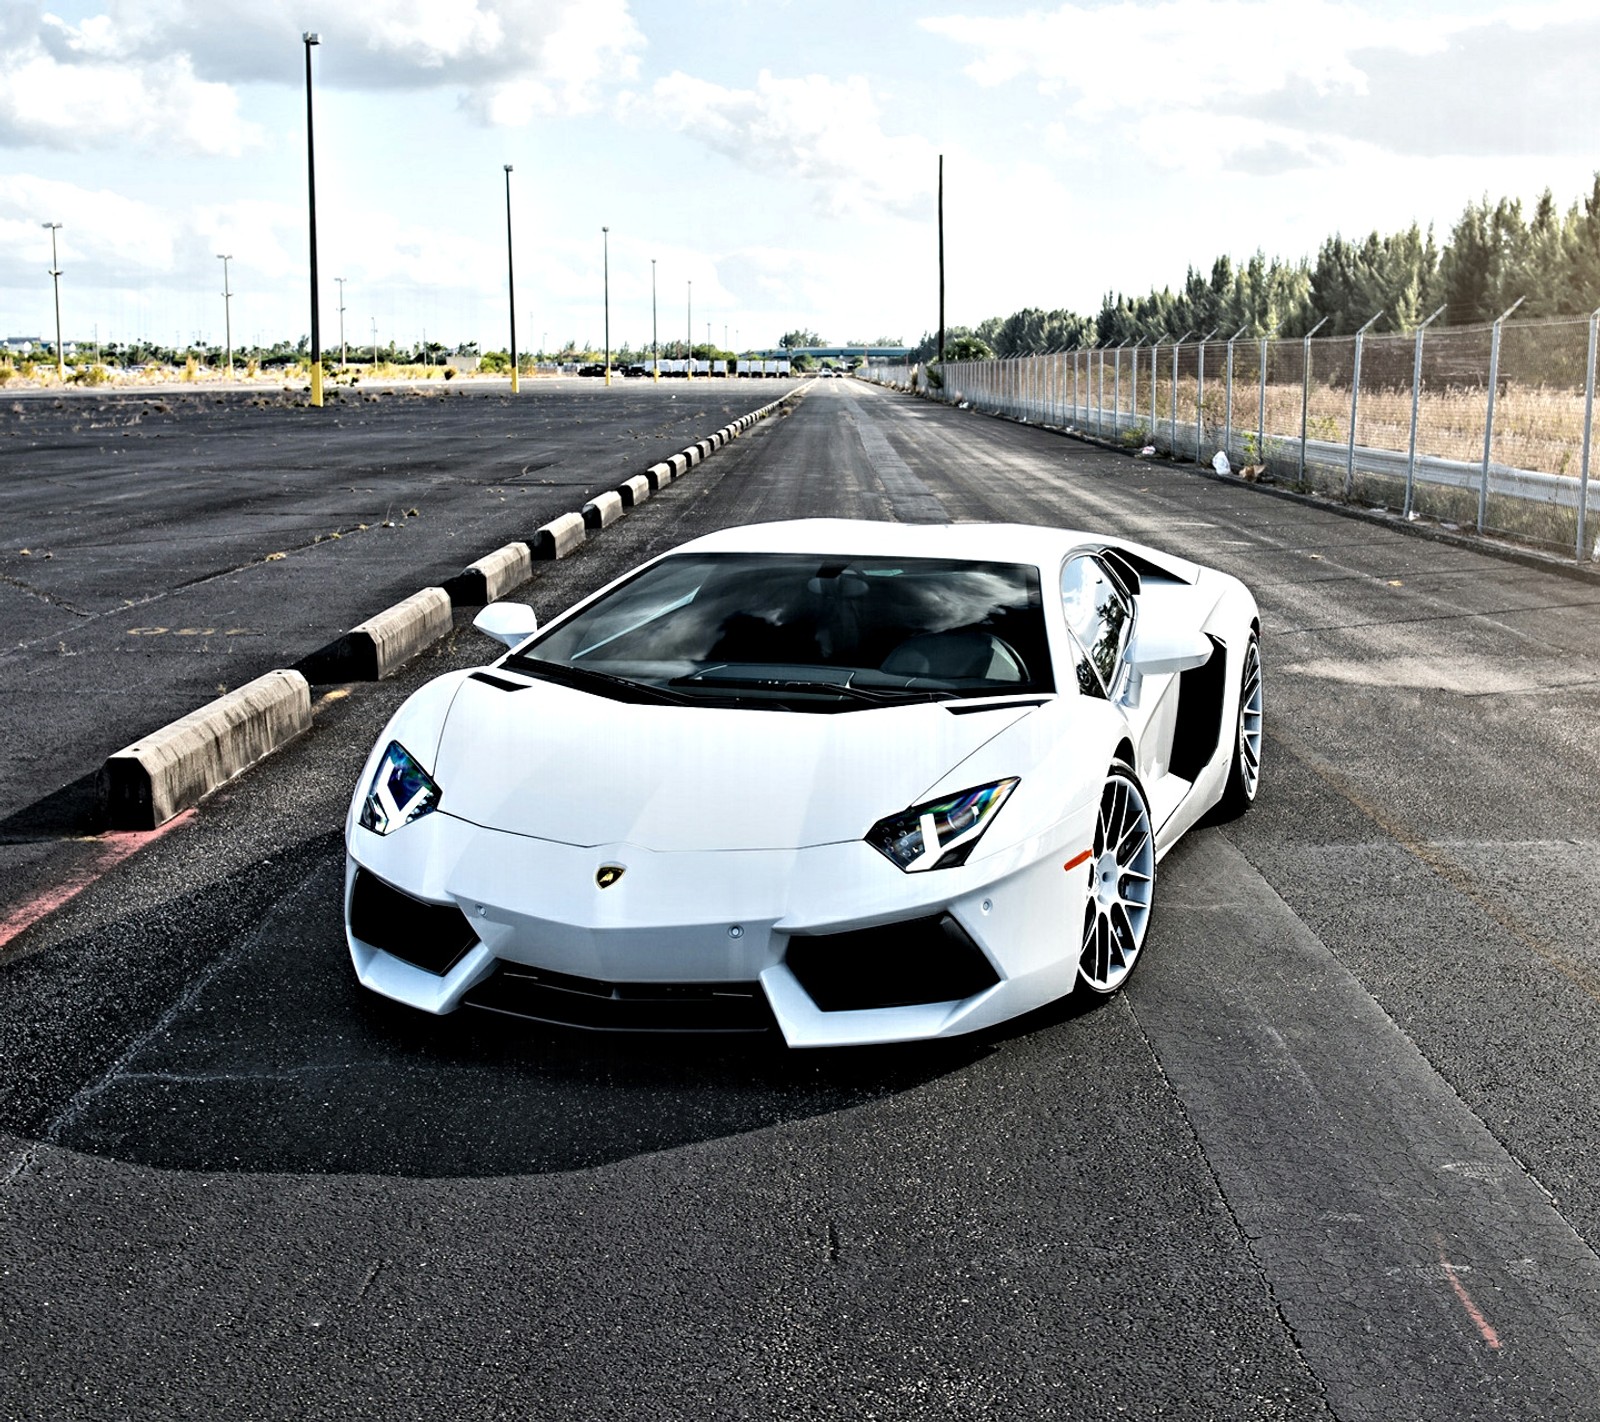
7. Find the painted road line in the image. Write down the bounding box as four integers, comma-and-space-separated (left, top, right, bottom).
0, 811, 197, 953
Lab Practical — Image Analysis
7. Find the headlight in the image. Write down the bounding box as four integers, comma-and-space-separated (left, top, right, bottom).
866, 779, 1018, 872
359, 741, 441, 835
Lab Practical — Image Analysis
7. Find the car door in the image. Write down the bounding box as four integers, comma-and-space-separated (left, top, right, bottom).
1059, 552, 1183, 796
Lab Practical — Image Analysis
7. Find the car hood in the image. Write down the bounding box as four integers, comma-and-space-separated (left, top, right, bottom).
431, 674, 1038, 851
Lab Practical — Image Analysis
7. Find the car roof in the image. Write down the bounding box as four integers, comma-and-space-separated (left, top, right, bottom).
672, 518, 1201, 583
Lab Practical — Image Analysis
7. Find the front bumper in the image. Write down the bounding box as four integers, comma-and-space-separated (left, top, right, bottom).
345, 808, 1088, 1047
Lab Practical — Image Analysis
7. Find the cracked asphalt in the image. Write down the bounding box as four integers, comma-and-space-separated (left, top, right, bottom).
3, 379, 1600, 1419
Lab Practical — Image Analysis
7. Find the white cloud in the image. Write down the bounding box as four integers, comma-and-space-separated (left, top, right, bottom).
0, 175, 179, 279
0, 21, 260, 155
640, 69, 940, 221
920, 0, 1600, 171
20, 0, 644, 117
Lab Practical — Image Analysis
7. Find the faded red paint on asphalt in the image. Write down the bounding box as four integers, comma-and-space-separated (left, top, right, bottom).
0, 810, 195, 953
1436, 1237, 1503, 1351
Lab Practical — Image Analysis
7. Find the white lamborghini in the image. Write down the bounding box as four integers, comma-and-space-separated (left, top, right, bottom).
344, 519, 1261, 1047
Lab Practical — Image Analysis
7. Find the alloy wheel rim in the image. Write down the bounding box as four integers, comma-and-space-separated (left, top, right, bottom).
1238, 638, 1263, 800
1079, 772, 1154, 992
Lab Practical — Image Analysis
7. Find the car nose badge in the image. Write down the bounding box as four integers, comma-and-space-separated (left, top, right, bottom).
596, 865, 625, 889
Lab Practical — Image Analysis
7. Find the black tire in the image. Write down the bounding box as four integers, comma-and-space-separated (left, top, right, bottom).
1217, 632, 1262, 818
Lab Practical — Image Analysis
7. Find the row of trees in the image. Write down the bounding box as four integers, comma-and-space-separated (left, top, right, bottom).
915, 174, 1600, 363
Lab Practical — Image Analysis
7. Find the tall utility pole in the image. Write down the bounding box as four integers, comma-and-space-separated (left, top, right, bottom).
602, 226, 612, 386
302, 32, 323, 407
217, 253, 234, 376
42, 222, 64, 380
937, 154, 946, 367
686, 279, 693, 382
370, 317, 378, 366
503, 165, 518, 393
335, 275, 347, 368
651, 258, 659, 381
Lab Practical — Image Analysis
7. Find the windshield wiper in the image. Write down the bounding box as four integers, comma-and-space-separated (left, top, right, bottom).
668, 673, 958, 705
503, 656, 697, 706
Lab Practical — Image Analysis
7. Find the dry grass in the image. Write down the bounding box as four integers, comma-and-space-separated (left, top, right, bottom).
1126, 378, 1592, 479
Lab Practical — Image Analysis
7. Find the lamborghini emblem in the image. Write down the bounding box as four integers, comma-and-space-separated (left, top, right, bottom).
596, 865, 626, 889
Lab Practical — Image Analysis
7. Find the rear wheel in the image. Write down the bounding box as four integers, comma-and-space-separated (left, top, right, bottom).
1078, 762, 1155, 995
1218, 632, 1263, 816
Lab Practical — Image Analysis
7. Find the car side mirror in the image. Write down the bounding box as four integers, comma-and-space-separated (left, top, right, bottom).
1121, 628, 1212, 708
1125, 626, 1213, 677
473, 602, 539, 649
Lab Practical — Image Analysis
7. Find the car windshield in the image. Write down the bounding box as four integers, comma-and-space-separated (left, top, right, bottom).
506, 551, 1054, 710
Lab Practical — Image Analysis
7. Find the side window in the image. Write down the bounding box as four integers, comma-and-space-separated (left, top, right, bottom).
1061, 555, 1133, 696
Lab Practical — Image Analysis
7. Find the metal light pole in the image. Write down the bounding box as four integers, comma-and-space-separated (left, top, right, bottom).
602, 226, 611, 386
503, 165, 518, 393
42, 223, 64, 380
651, 258, 659, 381
302, 32, 323, 407
370, 317, 378, 367
335, 275, 346, 369
686, 279, 693, 382
217, 253, 234, 376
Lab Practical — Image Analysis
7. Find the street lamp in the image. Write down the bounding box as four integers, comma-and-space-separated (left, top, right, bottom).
335, 275, 346, 368
217, 253, 234, 377
651, 258, 659, 382
42, 223, 63, 380
302, 31, 323, 408
686, 279, 693, 383
602, 226, 611, 387
503, 165, 518, 394
370, 317, 378, 367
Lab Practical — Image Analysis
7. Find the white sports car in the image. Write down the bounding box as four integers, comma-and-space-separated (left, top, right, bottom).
345, 519, 1261, 1047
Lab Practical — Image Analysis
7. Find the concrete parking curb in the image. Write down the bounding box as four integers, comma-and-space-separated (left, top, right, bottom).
535, 511, 587, 559
582, 491, 624, 530
342, 587, 454, 679
443, 542, 532, 607
101, 669, 313, 830
618, 474, 652, 507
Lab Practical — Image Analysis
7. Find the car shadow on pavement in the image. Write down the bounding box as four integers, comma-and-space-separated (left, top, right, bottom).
1, 832, 1102, 1180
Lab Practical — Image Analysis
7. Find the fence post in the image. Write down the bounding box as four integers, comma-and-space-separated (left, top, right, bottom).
1112, 343, 1123, 443
1299, 316, 1330, 484
1344, 310, 1384, 499
1151, 338, 1161, 447
1129, 339, 1142, 432
1177, 329, 1190, 447
1257, 336, 1268, 469
1224, 325, 1247, 465
1479, 296, 1524, 532
1403, 304, 1447, 519
1097, 345, 1106, 438
1580, 307, 1599, 560
1195, 328, 1218, 462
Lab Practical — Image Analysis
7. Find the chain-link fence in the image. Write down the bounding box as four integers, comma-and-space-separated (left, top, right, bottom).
864, 315, 1600, 561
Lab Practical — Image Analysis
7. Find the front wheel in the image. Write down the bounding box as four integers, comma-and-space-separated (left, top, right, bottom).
1078, 762, 1155, 995
1217, 632, 1263, 817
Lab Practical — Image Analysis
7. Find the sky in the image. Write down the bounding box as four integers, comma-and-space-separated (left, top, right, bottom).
2, 0, 1598, 356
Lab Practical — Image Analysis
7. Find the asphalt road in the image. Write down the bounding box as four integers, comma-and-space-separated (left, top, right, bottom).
3, 379, 1600, 1419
